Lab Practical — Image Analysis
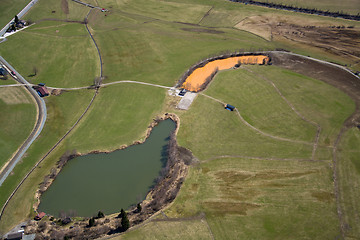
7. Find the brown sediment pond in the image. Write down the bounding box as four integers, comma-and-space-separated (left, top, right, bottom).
181, 55, 269, 92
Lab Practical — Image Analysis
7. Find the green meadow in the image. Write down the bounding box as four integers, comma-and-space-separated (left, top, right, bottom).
0, 0, 359, 239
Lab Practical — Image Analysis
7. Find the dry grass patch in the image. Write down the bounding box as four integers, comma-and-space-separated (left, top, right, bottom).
0, 87, 31, 105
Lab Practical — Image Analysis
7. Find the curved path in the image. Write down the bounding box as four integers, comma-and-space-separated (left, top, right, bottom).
0, 56, 47, 187
200, 92, 313, 145
243, 67, 322, 160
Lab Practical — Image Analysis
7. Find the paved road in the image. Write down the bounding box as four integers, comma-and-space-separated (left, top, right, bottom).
0, 0, 39, 37
0, 56, 47, 186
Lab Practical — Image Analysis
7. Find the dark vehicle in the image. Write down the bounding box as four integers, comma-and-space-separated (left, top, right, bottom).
38, 83, 45, 86
178, 89, 187, 96
11, 71, 16, 76
225, 104, 235, 111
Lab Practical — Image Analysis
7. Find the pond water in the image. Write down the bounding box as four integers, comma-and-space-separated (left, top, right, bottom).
39, 119, 176, 217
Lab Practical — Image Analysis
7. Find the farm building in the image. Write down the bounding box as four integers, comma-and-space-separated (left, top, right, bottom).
6, 232, 22, 240
34, 212, 45, 220
36, 87, 49, 97
0, 67, 7, 75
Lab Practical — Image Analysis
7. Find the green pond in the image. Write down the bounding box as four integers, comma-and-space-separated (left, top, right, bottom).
39, 119, 176, 217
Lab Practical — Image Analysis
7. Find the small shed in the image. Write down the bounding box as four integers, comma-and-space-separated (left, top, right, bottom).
6, 232, 22, 240
36, 87, 49, 97
0, 67, 7, 75
34, 212, 45, 220
225, 104, 235, 111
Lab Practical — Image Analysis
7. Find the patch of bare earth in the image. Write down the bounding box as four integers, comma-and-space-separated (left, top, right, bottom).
235, 16, 360, 67
61, 0, 69, 15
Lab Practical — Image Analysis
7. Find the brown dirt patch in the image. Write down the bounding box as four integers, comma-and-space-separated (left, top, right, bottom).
61, 0, 69, 15
236, 15, 360, 65
270, 52, 360, 128
311, 191, 335, 202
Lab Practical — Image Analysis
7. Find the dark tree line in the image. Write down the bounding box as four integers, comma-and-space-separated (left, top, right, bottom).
228, 0, 360, 21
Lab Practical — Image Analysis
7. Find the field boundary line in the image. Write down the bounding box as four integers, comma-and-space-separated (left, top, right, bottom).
202, 155, 326, 163
332, 127, 347, 238
198, 6, 214, 25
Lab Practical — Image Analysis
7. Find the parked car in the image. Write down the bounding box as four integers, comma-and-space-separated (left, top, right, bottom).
178, 89, 187, 96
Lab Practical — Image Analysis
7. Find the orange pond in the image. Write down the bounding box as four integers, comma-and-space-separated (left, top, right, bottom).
182, 55, 269, 92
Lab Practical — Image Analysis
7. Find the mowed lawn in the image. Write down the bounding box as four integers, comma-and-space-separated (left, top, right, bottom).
0, 21, 99, 88
0, 86, 36, 170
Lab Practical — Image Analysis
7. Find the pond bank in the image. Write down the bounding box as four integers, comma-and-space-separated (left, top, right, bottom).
27, 113, 193, 239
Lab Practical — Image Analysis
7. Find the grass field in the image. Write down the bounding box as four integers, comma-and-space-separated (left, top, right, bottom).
0, 89, 95, 235
0, 0, 31, 30
117, 219, 213, 240
0, 0, 359, 238
337, 128, 360, 238
0, 85, 36, 170
0, 22, 99, 88
163, 157, 339, 239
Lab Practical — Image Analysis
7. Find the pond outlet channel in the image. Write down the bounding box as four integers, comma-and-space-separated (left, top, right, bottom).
39, 119, 176, 217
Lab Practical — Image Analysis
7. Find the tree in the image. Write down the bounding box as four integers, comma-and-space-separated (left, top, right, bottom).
121, 211, 130, 231
118, 208, 125, 219
97, 211, 105, 219
137, 203, 142, 212
33, 66, 37, 76
88, 217, 95, 227
15, 15, 19, 24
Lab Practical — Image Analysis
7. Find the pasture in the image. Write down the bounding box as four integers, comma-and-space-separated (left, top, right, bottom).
0, 86, 36, 170
0, 0, 359, 239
